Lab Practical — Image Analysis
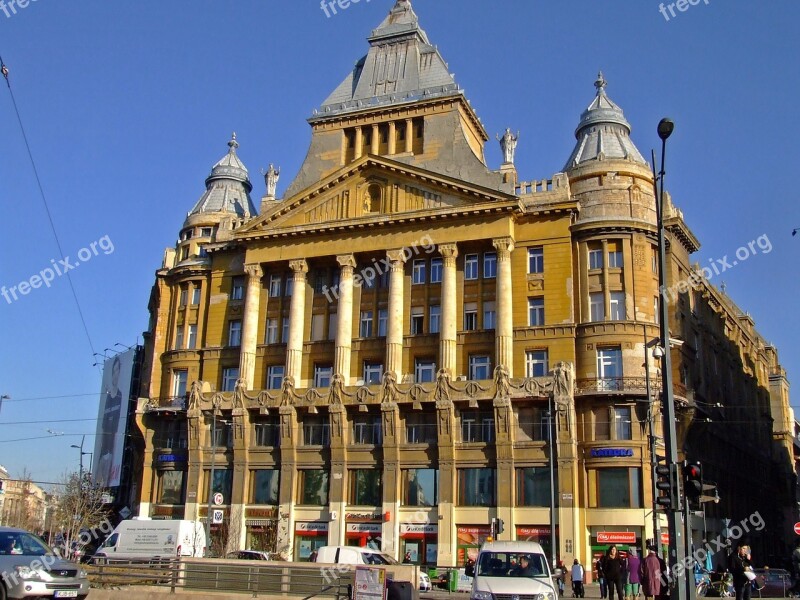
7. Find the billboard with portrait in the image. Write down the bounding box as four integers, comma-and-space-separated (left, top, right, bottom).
92, 348, 135, 487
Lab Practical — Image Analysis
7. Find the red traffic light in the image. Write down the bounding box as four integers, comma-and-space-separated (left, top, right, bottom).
683, 461, 703, 499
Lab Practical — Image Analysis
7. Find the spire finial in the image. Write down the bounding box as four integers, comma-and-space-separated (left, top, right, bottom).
228, 132, 239, 152
595, 71, 607, 95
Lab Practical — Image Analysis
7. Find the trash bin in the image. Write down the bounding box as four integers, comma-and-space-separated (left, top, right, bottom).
449, 568, 458, 592
386, 580, 415, 600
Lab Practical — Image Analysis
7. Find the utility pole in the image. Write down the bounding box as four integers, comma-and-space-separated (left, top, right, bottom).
644, 330, 662, 551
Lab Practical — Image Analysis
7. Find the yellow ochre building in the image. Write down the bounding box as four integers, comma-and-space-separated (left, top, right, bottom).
135, 0, 795, 568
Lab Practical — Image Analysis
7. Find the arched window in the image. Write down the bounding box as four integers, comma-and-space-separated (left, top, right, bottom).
366, 184, 382, 213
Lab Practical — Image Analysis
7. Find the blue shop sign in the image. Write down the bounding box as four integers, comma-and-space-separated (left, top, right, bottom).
590, 448, 634, 458
157, 453, 186, 463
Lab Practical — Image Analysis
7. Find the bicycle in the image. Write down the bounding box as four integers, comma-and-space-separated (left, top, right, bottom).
696, 568, 734, 597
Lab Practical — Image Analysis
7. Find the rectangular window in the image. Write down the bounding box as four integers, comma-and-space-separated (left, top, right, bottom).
608, 249, 623, 269
461, 410, 495, 443
231, 276, 245, 300
516, 407, 551, 442
402, 469, 439, 506
328, 312, 337, 341
210, 421, 233, 448
254, 419, 280, 447
377, 309, 388, 337
483, 252, 497, 279
267, 365, 284, 390
405, 412, 438, 444
594, 467, 642, 508
528, 246, 544, 274
172, 369, 188, 399
468, 355, 491, 381
180, 285, 188, 306
464, 302, 478, 331
206, 469, 233, 503
411, 307, 424, 335
590, 292, 605, 321
363, 362, 383, 385
285, 277, 294, 297
281, 317, 290, 344
222, 367, 239, 392
597, 347, 622, 390
228, 320, 242, 347
265, 318, 278, 344
313, 364, 333, 388
251, 469, 280, 504
528, 297, 544, 326
652, 246, 659, 274
465, 254, 479, 280
430, 258, 443, 283
350, 470, 382, 506
302, 416, 330, 446
458, 468, 495, 506
311, 314, 325, 341
525, 350, 549, 378
187, 324, 197, 349
360, 311, 374, 338
351, 415, 382, 445
269, 275, 282, 297
299, 470, 329, 506
516, 467, 555, 507
615, 407, 632, 440
313, 270, 328, 294
174, 326, 184, 350
201, 227, 212, 237
588, 247, 604, 270
191, 287, 201, 305
483, 301, 496, 330
415, 359, 436, 383
158, 471, 185, 505
412, 259, 426, 284
429, 305, 441, 334
594, 406, 610, 440
609, 291, 626, 320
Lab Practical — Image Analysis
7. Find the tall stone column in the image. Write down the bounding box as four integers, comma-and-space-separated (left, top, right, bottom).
286, 259, 308, 383
439, 243, 458, 376
371, 124, 380, 155
493, 237, 515, 377
388, 122, 396, 155
239, 264, 264, 389
335, 255, 356, 384
386, 250, 407, 379
354, 127, 363, 160
404, 119, 413, 153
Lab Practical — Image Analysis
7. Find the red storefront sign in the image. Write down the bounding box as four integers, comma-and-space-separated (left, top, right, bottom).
295, 521, 329, 535
661, 533, 670, 544
517, 526, 552, 537
597, 531, 636, 544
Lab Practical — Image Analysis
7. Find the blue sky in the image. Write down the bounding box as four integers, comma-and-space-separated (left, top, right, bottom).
0, 0, 798, 484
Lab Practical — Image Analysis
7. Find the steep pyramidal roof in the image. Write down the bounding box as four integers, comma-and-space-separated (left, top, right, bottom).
564, 73, 647, 170
316, 0, 460, 118
188, 133, 258, 221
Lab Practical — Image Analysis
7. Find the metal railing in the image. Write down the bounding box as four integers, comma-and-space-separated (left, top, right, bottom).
87, 558, 353, 598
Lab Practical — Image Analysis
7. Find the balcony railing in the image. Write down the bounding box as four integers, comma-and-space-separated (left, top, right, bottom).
144, 396, 187, 412
574, 377, 662, 396
405, 424, 437, 444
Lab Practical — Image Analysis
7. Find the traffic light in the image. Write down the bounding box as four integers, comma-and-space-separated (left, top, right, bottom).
683, 461, 703, 500
655, 461, 679, 510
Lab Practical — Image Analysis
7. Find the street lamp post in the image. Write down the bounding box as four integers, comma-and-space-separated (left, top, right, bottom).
71, 435, 86, 484
204, 410, 230, 556
651, 118, 688, 600
644, 330, 662, 552
548, 394, 557, 569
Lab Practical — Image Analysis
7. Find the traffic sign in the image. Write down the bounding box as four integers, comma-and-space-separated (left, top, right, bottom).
212, 509, 224, 524
793, 522, 800, 535
213, 492, 224, 506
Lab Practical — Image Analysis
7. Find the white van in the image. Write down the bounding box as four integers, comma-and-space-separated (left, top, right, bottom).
93, 519, 206, 563
466, 541, 557, 600
314, 545, 398, 565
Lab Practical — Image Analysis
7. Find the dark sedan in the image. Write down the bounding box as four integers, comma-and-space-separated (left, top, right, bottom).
752, 568, 794, 598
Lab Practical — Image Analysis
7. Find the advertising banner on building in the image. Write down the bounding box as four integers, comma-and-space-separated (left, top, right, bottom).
92, 348, 135, 487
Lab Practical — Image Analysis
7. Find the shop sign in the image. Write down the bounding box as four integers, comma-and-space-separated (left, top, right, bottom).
156, 453, 186, 463
346, 512, 383, 522
296, 521, 329, 533
457, 526, 491, 535
245, 507, 277, 519
400, 523, 437, 535
590, 448, 634, 458
661, 533, 670, 544
347, 523, 382, 533
517, 526, 552, 537
597, 531, 636, 544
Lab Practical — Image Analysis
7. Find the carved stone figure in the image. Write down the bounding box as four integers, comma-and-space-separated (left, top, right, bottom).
434, 369, 451, 403
493, 364, 511, 400
329, 373, 344, 406
382, 407, 396, 438
233, 378, 247, 409
381, 371, 399, 405
553, 361, 573, 399
263, 163, 280, 198
280, 376, 296, 406
188, 380, 204, 409
497, 128, 519, 164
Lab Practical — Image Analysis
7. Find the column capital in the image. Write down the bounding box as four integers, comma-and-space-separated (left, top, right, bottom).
492, 237, 515, 255
289, 259, 308, 274
438, 243, 458, 259
336, 254, 357, 270
243, 263, 264, 279
386, 249, 408, 264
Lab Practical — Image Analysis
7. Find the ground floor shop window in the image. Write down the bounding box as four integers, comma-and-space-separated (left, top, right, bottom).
456, 525, 491, 566
588, 467, 642, 508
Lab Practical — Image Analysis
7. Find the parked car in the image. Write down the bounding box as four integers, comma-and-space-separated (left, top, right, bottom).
313, 546, 398, 565
0, 526, 90, 599
225, 550, 272, 561
419, 572, 432, 591
752, 568, 793, 598
464, 541, 556, 600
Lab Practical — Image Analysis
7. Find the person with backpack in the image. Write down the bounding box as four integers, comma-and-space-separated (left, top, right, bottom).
572, 558, 585, 597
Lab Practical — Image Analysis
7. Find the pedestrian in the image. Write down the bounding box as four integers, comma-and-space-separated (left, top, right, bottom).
403, 551, 412, 563
639, 545, 662, 600
603, 545, 625, 600
572, 558, 585, 598
626, 547, 641, 600
557, 560, 566, 595
730, 544, 754, 600
597, 554, 608, 599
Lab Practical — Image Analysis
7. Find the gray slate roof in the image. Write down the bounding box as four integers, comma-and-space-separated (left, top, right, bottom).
314, 0, 461, 119
188, 133, 258, 219
564, 73, 647, 170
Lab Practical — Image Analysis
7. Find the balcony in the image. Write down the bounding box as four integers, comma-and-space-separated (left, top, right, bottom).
574, 377, 689, 402
404, 423, 437, 445
144, 396, 187, 413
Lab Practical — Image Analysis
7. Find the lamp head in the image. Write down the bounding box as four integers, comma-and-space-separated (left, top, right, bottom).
657, 118, 674, 141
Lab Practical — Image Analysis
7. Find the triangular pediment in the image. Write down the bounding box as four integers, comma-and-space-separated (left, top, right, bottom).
237, 155, 515, 239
